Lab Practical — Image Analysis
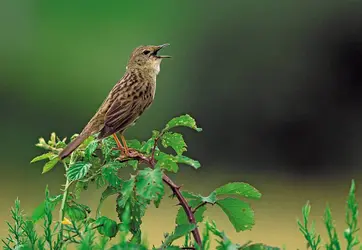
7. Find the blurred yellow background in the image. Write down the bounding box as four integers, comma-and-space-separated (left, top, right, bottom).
1, 1, 362, 248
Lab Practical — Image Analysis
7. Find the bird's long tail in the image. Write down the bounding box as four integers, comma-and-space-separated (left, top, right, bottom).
59, 132, 90, 160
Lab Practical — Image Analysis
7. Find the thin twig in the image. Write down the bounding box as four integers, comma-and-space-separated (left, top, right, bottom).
118, 150, 202, 247
192, 201, 207, 213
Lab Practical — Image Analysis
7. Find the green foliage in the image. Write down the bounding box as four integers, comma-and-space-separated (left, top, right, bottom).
297, 180, 361, 250
67, 162, 92, 181
8, 114, 267, 249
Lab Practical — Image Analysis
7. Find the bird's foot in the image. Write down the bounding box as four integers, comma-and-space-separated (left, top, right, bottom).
116, 148, 142, 162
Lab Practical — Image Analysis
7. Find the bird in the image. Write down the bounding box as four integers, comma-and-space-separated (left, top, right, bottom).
58, 43, 171, 160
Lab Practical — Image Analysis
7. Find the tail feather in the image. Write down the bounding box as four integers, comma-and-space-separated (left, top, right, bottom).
59, 133, 89, 160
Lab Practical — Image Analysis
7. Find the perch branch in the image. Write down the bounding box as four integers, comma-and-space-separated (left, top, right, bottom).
118, 150, 202, 247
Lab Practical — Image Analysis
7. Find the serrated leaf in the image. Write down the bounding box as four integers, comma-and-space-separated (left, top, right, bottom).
32, 195, 62, 222
84, 140, 98, 161
67, 162, 92, 181
136, 168, 164, 207
216, 197, 255, 232
164, 114, 202, 132
101, 137, 119, 162
161, 132, 187, 155
163, 224, 197, 246
30, 152, 56, 163
176, 206, 206, 225
155, 152, 179, 173
96, 216, 118, 238
42, 158, 59, 174
118, 176, 136, 208
102, 161, 126, 187
174, 155, 201, 169
215, 182, 261, 199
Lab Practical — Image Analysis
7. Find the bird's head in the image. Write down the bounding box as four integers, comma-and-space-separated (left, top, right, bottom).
126, 44, 170, 74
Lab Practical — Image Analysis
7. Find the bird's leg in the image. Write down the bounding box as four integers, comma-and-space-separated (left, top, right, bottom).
120, 134, 130, 156
112, 134, 124, 152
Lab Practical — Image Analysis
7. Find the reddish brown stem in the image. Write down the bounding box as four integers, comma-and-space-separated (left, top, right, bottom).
121, 150, 202, 247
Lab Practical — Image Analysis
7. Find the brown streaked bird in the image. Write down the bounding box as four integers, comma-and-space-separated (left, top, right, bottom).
59, 44, 171, 160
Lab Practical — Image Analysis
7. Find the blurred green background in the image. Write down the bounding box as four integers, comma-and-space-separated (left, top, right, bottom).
1, 1, 362, 248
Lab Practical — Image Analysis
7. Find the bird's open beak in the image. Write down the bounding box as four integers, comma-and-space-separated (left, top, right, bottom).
155, 43, 171, 58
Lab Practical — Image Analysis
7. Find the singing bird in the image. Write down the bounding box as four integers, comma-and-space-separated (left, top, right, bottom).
59, 44, 170, 160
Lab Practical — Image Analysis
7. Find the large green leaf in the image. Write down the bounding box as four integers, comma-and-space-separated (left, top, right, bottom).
66, 162, 92, 181
102, 161, 126, 187
41, 158, 59, 174
118, 176, 136, 207
30, 152, 56, 163
216, 197, 255, 232
65, 204, 88, 221
96, 216, 119, 238
215, 182, 261, 199
161, 132, 187, 155
155, 152, 179, 173
164, 114, 202, 132
136, 168, 164, 207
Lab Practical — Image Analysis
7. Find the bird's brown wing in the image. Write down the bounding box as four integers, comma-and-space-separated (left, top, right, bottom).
97, 96, 138, 139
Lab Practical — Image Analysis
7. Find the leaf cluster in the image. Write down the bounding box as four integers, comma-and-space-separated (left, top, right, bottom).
3, 114, 273, 249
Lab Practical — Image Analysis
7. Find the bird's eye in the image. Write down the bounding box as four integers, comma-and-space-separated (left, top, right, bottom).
143, 50, 150, 55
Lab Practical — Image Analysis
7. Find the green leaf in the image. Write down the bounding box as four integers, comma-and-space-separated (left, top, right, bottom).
65, 204, 88, 221
67, 162, 92, 181
118, 176, 136, 207
174, 155, 201, 169
176, 206, 206, 225
30, 152, 56, 163
32, 195, 62, 222
95, 175, 106, 189
42, 158, 59, 174
96, 216, 118, 238
155, 152, 179, 173
216, 197, 255, 232
101, 137, 119, 162
127, 139, 142, 150
161, 132, 187, 155
140, 138, 155, 154
84, 140, 98, 160
163, 224, 197, 246
102, 161, 126, 187
243, 244, 281, 250
164, 114, 202, 132
136, 168, 164, 207
201, 191, 217, 204
215, 182, 261, 199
